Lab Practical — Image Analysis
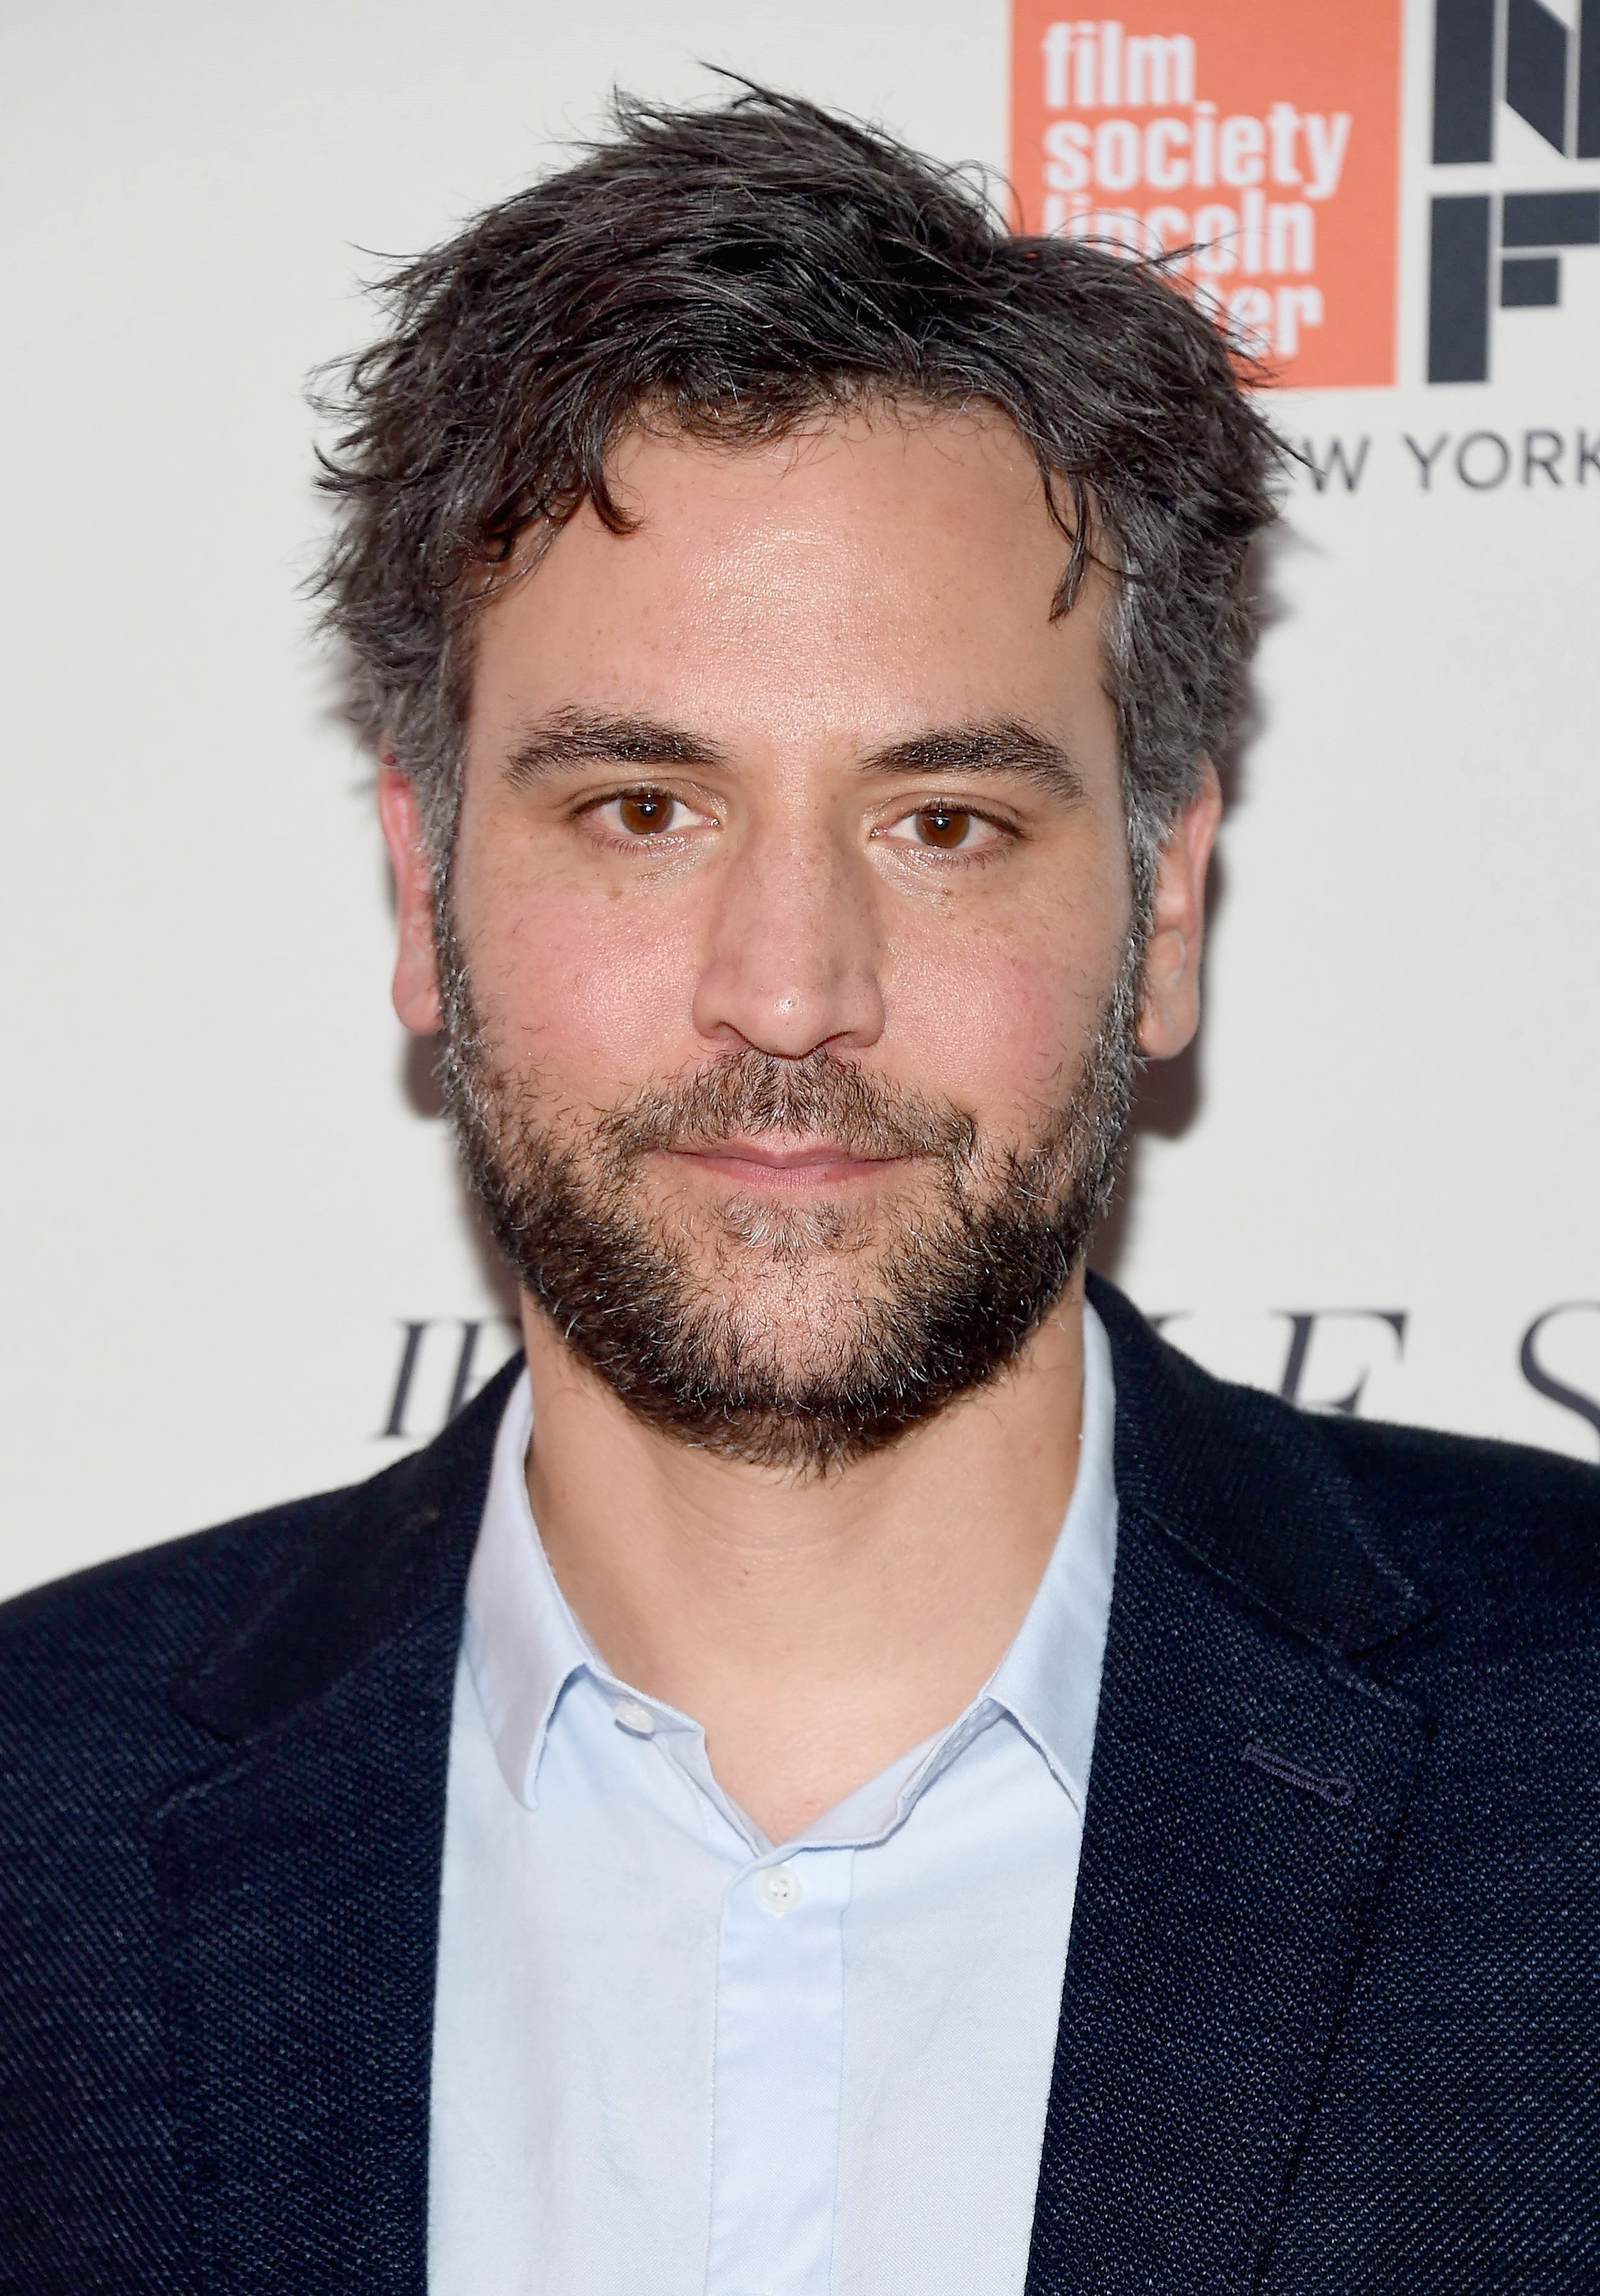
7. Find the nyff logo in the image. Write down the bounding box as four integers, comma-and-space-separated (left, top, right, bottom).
1010, 1, 1403, 385
1429, 0, 1600, 380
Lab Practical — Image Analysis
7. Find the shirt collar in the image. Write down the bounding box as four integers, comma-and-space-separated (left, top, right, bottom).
976, 1297, 1118, 1812
461, 1372, 588, 1808
464, 1302, 1118, 1817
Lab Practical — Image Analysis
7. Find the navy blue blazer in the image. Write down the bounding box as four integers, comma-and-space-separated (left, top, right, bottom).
3, 1276, 1598, 2293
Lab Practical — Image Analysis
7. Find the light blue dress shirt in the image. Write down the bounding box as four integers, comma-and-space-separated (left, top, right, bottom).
428, 1304, 1118, 2296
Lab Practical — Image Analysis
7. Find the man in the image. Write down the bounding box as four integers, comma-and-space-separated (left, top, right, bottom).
1, 84, 1596, 2296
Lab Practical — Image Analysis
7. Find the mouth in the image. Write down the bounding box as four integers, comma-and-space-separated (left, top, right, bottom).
663, 1137, 915, 1191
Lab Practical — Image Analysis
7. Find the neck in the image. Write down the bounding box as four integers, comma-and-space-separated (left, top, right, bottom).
519, 1283, 1089, 1844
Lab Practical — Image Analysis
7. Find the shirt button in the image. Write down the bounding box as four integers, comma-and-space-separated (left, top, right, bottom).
612, 1698, 656, 1737
754, 1862, 803, 1916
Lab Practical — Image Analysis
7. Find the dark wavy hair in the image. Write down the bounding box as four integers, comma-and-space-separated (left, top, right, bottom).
313, 84, 1285, 886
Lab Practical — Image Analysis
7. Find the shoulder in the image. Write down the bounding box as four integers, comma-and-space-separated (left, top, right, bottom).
0, 1490, 363, 1958
0, 1352, 526, 1678
1320, 1403, 1600, 1528
0, 1429, 465, 1756
0, 1482, 355, 1681
0, 1484, 369, 1815
1089, 1274, 1600, 1667
0, 1359, 518, 1792
1317, 1408, 1600, 1659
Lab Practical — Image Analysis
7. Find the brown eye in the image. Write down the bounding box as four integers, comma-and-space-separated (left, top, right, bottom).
914, 806, 973, 849
617, 792, 675, 835
879, 802, 1004, 858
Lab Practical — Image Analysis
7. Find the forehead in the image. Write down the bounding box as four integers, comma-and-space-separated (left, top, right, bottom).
467, 407, 1108, 746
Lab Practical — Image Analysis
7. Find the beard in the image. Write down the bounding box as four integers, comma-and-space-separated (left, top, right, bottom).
437, 916, 1143, 1474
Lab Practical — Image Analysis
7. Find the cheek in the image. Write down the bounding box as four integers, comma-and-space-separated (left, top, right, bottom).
885, 899, 1122, 1127
463, 870, 705, 1105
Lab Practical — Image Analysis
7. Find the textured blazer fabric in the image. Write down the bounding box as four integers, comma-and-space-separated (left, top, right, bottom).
1, 1275, 1597, 2294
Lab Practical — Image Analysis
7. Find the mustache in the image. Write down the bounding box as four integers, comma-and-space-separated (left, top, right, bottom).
594, 1048, 980, 1170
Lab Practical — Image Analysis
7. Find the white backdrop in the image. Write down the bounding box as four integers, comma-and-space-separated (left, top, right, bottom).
2, 0, 1596, 1602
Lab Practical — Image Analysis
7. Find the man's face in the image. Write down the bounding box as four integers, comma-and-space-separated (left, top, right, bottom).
384, 407, 1215, 1467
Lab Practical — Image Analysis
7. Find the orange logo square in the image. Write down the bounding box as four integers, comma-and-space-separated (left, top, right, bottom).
1010, 2, 1403, 387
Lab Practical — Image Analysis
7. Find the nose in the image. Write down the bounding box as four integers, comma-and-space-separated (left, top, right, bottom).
690, 818, 886, 1059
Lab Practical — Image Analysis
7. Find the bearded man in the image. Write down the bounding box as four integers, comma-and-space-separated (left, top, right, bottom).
3, 86, 1597, 2296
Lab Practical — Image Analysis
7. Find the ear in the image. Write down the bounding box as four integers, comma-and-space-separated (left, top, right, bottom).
377, 763, 444, 1035
1137, 760, 1222, 1062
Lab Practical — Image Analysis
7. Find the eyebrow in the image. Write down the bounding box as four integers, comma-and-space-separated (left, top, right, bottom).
504, 710, 732, 787
502, 708, 1087, 804
856, 721, 1088, 805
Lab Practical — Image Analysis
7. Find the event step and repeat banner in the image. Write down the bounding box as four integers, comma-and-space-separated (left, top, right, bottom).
1012, 2, 1405, 386
1, 0, 1595, 1596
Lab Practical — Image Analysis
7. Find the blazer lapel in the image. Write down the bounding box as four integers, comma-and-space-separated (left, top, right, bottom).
1025, 1284, 1434, 2295
152, 1365, 517, 2296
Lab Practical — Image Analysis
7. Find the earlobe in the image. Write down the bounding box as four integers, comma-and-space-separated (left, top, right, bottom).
1137, 926, 1197, 1061
1134, 762, 1222, 1062
377, 764, 444, 1036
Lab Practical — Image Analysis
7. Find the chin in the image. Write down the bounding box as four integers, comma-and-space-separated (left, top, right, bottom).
696, 1243, 896, 1339
665, 1162, 949, 1260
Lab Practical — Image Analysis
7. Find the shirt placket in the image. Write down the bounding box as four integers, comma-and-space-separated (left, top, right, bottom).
705, 1845, 852, 2296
